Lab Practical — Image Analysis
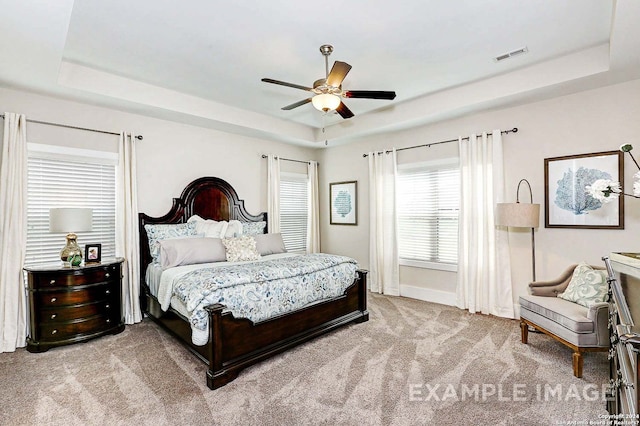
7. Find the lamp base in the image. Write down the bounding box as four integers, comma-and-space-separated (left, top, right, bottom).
60, 233, 83, 267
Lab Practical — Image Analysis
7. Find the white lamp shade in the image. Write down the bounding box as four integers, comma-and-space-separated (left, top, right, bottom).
495, 203, 540, 228
312, 93, 341, 111
49, 208, 93, 233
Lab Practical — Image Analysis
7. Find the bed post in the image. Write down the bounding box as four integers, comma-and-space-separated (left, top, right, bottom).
356, 269, 369, 322
205, 303, 238, 390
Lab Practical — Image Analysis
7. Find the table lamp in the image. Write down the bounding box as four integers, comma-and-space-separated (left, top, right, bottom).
49, 208, 93, 267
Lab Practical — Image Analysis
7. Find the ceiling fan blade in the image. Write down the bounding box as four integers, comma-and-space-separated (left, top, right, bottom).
335, 102, 354, 119
282, 98, 312, 110
345, 90, 397, 100
261, 78, 313, 92
326, 61, 352, 87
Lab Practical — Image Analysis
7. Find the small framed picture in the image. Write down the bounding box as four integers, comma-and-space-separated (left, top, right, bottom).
85, 243, 102, 263
330, 181, 357, 225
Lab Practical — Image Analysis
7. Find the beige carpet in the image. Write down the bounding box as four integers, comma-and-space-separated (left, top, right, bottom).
0, 294, 609, 425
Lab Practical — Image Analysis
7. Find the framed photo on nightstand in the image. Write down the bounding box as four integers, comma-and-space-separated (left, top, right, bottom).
85, 243, 102, 263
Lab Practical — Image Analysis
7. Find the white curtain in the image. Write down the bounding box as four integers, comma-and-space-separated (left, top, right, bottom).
456, 131, 514, 318
116, 132, 142, 324
267, 154, 281, 233
368, 150, 399, 296
0, 113, 28, 352
307, 160, 320, 253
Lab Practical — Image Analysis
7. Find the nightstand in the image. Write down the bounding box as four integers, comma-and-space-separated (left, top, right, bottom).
24, 258, 125, 352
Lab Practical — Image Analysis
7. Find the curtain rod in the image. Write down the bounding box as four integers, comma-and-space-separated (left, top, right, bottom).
0, 114, 143, 140
362, 127, 518, 158
261, 154, 316, 165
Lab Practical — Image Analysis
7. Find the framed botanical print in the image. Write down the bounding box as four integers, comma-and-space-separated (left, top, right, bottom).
544, 151, 624, 229
330, 181, 357, 225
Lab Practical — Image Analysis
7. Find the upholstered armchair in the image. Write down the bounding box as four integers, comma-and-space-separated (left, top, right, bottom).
519, 264, 609, 378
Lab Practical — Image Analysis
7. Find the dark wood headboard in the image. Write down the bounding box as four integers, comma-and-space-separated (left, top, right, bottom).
138, 177, 267, 287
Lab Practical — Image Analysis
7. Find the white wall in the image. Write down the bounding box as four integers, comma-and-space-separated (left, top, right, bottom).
0, 86, 318, 218
319, 78, 640, 306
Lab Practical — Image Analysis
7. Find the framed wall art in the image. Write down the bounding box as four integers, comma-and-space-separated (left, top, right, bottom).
330, 181, 357, 225
544, 150, 624, 229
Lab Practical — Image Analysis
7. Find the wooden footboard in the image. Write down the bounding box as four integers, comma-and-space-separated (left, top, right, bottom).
143, 269, 368, 389
205, 269, 368, 389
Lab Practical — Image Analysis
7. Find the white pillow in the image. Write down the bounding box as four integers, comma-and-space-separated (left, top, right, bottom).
254, 233, 287, 256
159, 237, 227, 269
187, 215, 229, 238
225, 220, 243, 238
222, 235, 261, 262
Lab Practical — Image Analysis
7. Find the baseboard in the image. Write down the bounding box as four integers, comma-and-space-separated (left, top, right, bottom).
399, 285, 457, 306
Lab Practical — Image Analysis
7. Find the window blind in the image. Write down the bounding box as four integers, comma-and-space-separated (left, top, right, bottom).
279, 173, 308, 252
26, 152, 117, 266
397, 164, 460, 265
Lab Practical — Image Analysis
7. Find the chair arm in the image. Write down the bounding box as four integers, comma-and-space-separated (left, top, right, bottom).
529, 264, 578, 297
588, 302, 610, 347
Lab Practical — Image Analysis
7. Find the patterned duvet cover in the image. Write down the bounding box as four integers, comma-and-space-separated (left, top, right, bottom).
163, 253, 358, 345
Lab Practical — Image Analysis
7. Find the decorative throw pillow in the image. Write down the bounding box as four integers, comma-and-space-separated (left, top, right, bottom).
254, 233, 287, 256
144, 222, 197, 264
558, 263, 609, 307
242, 221, 267, 236
222, 235, 261, 262
187, 215, 229, 238
159, 237, 227, 269
225, 220, 243, 238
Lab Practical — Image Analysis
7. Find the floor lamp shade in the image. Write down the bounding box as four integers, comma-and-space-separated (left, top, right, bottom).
50, 208, 93, 266
495, 203, 540, 228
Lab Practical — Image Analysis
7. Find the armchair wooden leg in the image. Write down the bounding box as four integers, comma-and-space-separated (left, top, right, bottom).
520, 320, 529, 344
572, 351, 583, 378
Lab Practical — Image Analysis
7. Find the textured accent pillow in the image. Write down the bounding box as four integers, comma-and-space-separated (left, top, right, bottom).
159, 237, 227, 269
558, 263, 609, 307
144, 222, 197, 264
222, 235, 261, 262
254, 233, 287, 256
242, 221, 267, 236
187, 215, 229, 238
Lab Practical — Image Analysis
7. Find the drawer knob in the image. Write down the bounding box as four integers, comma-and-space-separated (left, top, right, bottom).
50, 314, 57, 320
105, 290, 110, 295
49, 279, 55, 285
105, 304, 110, 309
106, 319, 111, 323
50, 297, 57, 303
51, 329, 57, 335
105, 273, 110, 278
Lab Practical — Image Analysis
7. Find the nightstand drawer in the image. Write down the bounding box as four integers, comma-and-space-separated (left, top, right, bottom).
34, 284, 116, 308
38, 315, 117, 342
29, 266, 119, 289
39, 300, 118, 323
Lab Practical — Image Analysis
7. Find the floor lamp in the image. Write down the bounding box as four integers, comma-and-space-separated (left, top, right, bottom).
496, 179, 540, 281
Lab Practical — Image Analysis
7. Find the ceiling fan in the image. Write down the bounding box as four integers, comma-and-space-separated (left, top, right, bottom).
261, 44, 396, 119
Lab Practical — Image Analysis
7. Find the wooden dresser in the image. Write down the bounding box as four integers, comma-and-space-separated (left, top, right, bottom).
604, 253, 640, 418
24, 258, 125, 352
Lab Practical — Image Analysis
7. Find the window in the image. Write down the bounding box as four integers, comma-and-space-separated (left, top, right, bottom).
279, 172, 308, 252
25, 144, 117, 266
397, 159, 460, 271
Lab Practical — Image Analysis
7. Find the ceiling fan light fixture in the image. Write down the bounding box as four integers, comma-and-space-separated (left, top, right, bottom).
312, 93, 341, 112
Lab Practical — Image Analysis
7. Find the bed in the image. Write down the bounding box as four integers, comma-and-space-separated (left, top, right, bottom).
138, 176, 369, 389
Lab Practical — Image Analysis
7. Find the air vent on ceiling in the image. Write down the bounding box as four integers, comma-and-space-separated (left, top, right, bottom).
494, 46, 528, 62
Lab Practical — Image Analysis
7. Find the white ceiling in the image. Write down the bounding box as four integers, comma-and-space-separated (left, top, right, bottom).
1, 1, 639, 146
